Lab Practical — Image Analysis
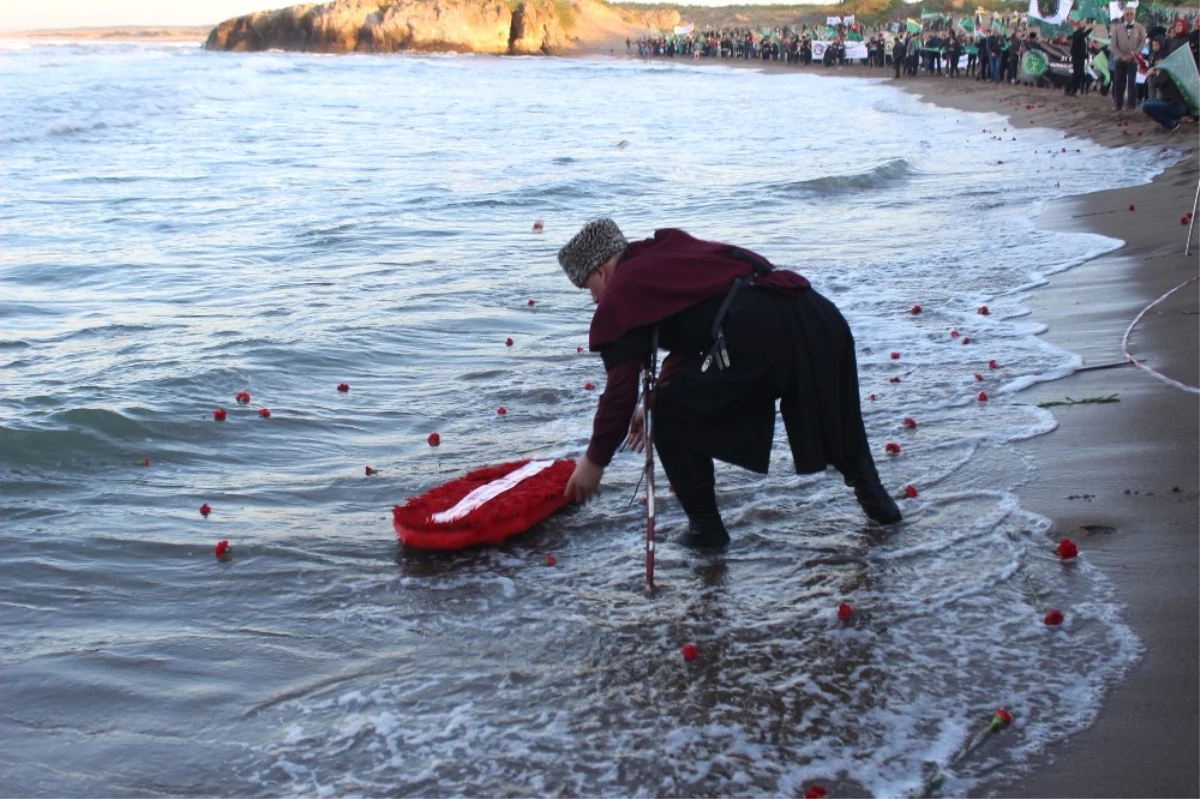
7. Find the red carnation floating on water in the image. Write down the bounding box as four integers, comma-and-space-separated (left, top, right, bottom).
992, 708, 1013, 729
337, 383, 350, 393
889, 377, 901, 384
214, 540, 231, 560
962, 337, 972, 345
366, 466, 379, 476
1044, 609, 1064, 626
1057, 538, 1079, 560
427, 432, 441, 447
505, 337, 514, 347
904, 484, 918, 498
544, 553, 557, 566
837, 602, 855, 621
258, 408, 271, 418
576, 346, 584, 354
532, 219, 544, 233
988, 359, 999, 369
903, 417, 917, 429
527, 299, 536, 307
584, 382, 595, 391
140, 458, 150, 467
975, 373, 984, 381
199, 503, 211, 517
910, 304, 922, 314
890, 352, 901, 360
977, 306, 990, 316
235, 391, 251, 404
868, 394, 877, 401
885, 442, 901, 455
978, 391, 989, 402
950, 330, 960, 339
497, 406, 507, 416
805, 788, 829, 799
681, 643, 699, 661
213, 408, 227, 422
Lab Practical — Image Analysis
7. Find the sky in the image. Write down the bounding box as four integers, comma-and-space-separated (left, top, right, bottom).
0, 0, 822, 32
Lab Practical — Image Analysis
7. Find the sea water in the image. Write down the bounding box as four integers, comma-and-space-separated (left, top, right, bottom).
0, 41, 1177, 797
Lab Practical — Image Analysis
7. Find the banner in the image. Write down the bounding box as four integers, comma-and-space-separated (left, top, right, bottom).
812, 40, 870, 61
843, 14, 856, 25
1029, 0, 1075, 25
1157, 36, 1200, 114
827, 16, 843, 25
673, 23, 694, 35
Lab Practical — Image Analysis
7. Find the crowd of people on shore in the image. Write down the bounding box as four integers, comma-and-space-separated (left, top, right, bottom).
627, 9, 1199, 131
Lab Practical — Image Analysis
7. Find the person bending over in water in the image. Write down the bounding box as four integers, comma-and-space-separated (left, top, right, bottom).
558, 219, 901, 549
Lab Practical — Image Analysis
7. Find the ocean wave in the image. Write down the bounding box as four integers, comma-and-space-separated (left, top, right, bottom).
761, 158, 914, 196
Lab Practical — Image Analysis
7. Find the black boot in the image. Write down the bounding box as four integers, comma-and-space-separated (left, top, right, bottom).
676, 513, 730, 549
843, 452, 902, 525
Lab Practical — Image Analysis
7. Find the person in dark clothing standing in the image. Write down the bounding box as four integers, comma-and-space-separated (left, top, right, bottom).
893, 34, 907, 77
1066, 19, 1092, 95
558, 220, 902, 549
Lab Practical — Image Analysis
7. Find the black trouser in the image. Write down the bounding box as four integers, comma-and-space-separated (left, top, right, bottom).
1112, 58, 1138, 108
1067, 58, 1085, 94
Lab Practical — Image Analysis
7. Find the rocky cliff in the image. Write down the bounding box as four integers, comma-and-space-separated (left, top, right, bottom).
204, 0, 643, 55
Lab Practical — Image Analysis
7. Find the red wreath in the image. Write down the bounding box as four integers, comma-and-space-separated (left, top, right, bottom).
393, 458, 576, 550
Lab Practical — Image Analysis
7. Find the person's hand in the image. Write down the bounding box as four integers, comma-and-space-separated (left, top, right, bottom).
565, 456, 604, 503
626, 405, 646, 453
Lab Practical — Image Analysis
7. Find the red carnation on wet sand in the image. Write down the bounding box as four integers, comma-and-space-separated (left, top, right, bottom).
837, 602, 854, 621
1128, 204, 1135, 211
544, 553, 557, 566
258, 408, 271, 418
214, 540, 231, 560
885, 442, 901, 455
337, 383, 350, 393
199, 503, 211, 517
992, 708, 1013, 729
1045, 609, 1065, 626
805, 787, 829, 799
235, 391, 251, 404
905, 484, 918, 498
978, 391, 989, 402
506, 337, 514, 347
213, 408, 227, 422
681, 642, 698, 661
903, 417, 917, 429
427, 432, 441, 447
1057, 538, 1079, 560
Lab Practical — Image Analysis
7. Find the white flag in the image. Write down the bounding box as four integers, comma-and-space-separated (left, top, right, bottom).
1029, 0, 1075, 24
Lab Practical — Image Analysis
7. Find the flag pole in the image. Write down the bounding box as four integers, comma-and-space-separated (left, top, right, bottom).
1186, 177, 1200, 257
643, 331, 659, 594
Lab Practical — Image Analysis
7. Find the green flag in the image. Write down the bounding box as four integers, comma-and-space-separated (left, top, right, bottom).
1157, 41, 1200, 114
1020, 49, 1049, 77
960, 16, 975, 31
1090, 50, 1110, 85
907, 18, 922, 33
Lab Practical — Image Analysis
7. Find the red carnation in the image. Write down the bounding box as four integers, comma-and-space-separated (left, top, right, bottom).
497, 406, 507, 415
805, 787, 829, 799
977, 306, 989, 315
978, 391, 989, 402
868, 393, 877, 401
974, 373, 983, 382
532, 219, 544, 232
365, 466, 378, 476
235, 391, 251, 404
1044, 609, 1064, 626
1057, 538, 1079, 560
837, 602, 854, 621
680, 643, 699, 661
890, 352, 901, 360
910, 304, 922, 314
1128, 203, 1135, 211
337, 383, 350, 393
902, 417, 917, 429
988, 359, 999, 369
258, 408, 271, 418
994, 708, 1013, 728
527, 299, 536, 306
950, 330, 960, 339
962, 337, 971, 345
904, 484, 918, 498
141, 458, 150, 467
427, 432, 441, 447
214, 540, 231, 560
885, 442, 901, 455
889, 376, 901, 384
576, 346, 584, 353
213, 408, 227, 422
544, 553, 556, 566
200, 503, 211, 517
505, 337, 514, 347
584, 382, 595, 391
